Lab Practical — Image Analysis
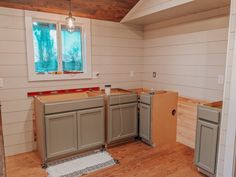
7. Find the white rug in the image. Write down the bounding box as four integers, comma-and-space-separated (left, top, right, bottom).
46, 151, 117, 177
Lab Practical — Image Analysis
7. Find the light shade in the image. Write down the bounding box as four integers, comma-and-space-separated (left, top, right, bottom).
66, 15, 76, 32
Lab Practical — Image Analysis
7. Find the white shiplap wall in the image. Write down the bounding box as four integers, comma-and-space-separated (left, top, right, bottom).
143, 16, 229, 101
0, 7, 143, 156
218, 0, 236, 176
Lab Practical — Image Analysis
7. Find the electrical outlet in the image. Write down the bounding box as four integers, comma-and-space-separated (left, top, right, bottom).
153, 72, 157, 78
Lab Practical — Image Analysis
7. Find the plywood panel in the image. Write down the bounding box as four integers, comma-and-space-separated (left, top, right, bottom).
177, 97, 208, 148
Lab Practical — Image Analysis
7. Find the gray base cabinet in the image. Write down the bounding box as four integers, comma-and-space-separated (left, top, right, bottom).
35, 96, 105, 164
195, 103, 222, 176
139, 103, 151, 142
77, 108, 105, 151
45, 112, 77, 159
195, 120, 218, 174
107, 102, 138, 144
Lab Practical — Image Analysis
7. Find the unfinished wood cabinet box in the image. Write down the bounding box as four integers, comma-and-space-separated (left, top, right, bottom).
139, 90, 178, 147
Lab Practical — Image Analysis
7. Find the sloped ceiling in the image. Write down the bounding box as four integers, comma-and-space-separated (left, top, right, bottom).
122, 0, 230, 26
0, 0, 140, 22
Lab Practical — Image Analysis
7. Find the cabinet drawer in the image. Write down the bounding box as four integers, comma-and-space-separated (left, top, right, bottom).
109, 94, 137, 105
140, 94, 151, 105
45, 97, 104, 114
198, 106, 221, 123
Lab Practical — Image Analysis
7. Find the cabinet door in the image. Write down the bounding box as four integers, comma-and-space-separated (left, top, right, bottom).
45, 112, 77, 159
108, 103, 137, 143
77, 108, 105, 151
195, 120, 219, 174
139, 103, 151, 142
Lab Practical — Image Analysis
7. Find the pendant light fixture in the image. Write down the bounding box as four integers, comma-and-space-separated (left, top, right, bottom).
66, 0, 75, 32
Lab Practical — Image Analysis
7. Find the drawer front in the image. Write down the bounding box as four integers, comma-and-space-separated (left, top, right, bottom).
109, 94, 137, 105
198, 106, 221, 123
140, 94, 151, 105
45, 97, 104, 114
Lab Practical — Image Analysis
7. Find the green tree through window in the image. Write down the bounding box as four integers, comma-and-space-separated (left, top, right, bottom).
33, 22, 58, 73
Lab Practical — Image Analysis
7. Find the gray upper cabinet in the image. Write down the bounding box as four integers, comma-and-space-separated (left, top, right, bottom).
139, 103, 151, 142
108, 103, 137, 143
195, 120, 218, 174
45, 112, 77, 159
77, 108, 105, 151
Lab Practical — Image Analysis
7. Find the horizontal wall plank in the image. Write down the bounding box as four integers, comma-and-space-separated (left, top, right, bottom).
2, 110, 33, 124
144, 54, 226, 66
0, 53, 26, 65
93, 46, 143, 57
4, 142, 36, 157
0, 28, 25, 41
144, 28, 228, 47
4, 132, 34, 146
143, 65, 225, 77
143, 73, 224, 90
144, 41, 227, 56
0, 15, 24, 29
3, 121, 33, 136
0, 41, 26, 53
92, 36, 143, 48
92, 25, 143, 40
0, 73, 142, 89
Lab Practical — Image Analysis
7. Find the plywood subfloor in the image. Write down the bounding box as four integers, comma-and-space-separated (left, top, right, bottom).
6, 142, 205, 177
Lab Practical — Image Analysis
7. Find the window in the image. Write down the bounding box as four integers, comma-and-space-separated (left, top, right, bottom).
25, 11, 92, 81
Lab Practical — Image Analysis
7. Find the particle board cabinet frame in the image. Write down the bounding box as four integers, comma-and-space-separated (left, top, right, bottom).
139, 91, 178, 147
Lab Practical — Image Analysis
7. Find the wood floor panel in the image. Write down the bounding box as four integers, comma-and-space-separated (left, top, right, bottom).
6, 142, 205, 177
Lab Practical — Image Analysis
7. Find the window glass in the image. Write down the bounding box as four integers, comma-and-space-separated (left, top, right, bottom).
32, 22, 58, 73
61, 25, 83, 73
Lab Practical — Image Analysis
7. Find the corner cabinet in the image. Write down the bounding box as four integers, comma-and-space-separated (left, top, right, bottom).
34, 95, 105, 165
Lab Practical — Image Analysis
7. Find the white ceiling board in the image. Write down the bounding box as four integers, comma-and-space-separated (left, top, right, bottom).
121, 0, 230, 26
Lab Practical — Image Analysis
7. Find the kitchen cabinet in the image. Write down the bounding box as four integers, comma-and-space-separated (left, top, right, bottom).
139, 103, 151, 142
34, 93, 105, 165
106, 92, 138, 144
195, 120, 218, 174
138, 90, 178, 146
195, 102, 222, 176
77, 108, 105, 151
45, 112, 77, 159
